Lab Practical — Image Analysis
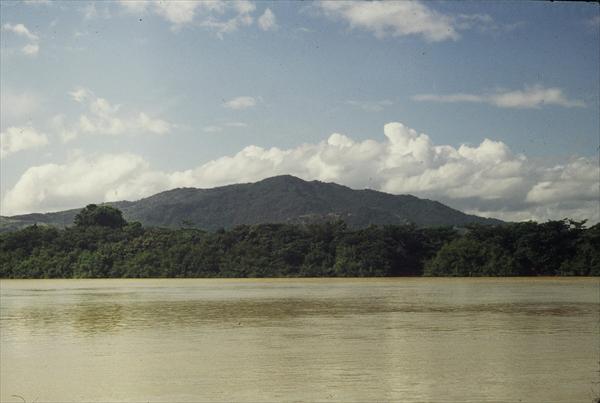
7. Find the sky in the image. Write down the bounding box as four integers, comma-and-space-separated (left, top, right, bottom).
1, 0, 599, 223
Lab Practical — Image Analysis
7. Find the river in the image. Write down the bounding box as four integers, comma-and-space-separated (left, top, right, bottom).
1, 278, 598, 402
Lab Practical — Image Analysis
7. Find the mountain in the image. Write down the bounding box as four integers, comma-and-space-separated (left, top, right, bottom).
0, 175, 502, 232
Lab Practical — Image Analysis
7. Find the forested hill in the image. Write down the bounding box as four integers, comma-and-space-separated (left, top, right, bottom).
0, 175, 501, 232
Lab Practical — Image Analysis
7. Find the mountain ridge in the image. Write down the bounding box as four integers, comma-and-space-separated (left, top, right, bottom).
0, 175, 502, 231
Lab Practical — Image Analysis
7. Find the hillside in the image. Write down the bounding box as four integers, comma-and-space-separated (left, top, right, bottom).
0, 175, 501, 231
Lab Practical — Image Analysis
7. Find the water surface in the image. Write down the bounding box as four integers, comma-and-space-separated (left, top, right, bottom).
1, 278, 598, 402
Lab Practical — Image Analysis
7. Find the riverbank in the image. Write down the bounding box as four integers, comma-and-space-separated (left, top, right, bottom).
1, 217, 598, 278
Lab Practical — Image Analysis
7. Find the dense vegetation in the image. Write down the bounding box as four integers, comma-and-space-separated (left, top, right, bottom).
1, 205, 598, 278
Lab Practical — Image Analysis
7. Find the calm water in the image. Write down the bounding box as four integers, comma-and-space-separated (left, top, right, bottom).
1, 278, 598, 402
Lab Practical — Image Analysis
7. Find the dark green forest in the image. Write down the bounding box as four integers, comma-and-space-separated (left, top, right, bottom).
1, 205, 598, 278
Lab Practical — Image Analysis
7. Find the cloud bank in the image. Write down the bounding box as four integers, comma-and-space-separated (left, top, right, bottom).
2, 122, 597, 223
413, 85, 585, 109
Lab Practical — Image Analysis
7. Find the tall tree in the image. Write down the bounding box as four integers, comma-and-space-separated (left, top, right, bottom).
74, 204, 127, 229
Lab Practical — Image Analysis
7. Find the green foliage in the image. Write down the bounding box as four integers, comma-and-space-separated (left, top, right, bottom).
425, 237, 516, 276
425, 219, 597, 276
0, 206, 597, 278
74, 204, 127, 229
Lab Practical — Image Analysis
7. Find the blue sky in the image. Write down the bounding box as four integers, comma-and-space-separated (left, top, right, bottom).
1, 0, 598, 222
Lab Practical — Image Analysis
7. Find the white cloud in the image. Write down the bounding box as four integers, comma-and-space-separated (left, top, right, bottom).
153, 0, 206, 26
316, 2, 521, 42
135, 112, 171, 134
21, 43, 39, 56
1, 153, 168, 214
454, 13, 522, 34
3, 121, 597, 223
317, 1, 459, 42
200, 0, 255, 36
2, 22, 40, 56
234, 1, 255, 15
525, 158, 598, 205
258, 8, 277, 31
23, 0, 51, 5
50, 115, 78, 143
223, 96, 257, 110
203, 122, 248, 132
0, 126, 49, 158
69, 87, 92, 103
346, 99, 393, 112
413, 85, 585, 109
118, 0, 258, 34
198, 9, 254, 36
1, 23, 38, 41
491, 85, 585, 108
203, 125, 223, 133
118, 0, 149, 14
82, 3, 111, 20
56, 87, 172, 141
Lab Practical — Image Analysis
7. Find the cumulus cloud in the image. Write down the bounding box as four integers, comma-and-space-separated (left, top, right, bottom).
223, 96, 257, 110
413, 85, 585, 109
316, 1, 521, 42
1, 153, 169, 214
1, 22, 40, 56
317, 1, 459, 42
525, 158, 598, 205
1, 23, 38, 41
119, 0, 257, 35
258, 8, 277, 31
2, 121, 597, 223
0, 126, 49, 158
55, 87, 172, 141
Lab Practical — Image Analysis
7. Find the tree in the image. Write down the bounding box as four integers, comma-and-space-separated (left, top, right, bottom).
74, 204, 127, 229
424, 237, 516, 276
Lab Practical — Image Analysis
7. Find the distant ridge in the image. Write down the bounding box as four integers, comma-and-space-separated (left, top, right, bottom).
0, 175, 502, 232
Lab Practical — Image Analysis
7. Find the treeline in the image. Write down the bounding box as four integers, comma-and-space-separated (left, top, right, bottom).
0, 205, 598, 278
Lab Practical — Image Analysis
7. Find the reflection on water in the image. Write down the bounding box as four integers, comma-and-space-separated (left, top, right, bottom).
1, 278, 599, 402
6, 298, 598, 336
